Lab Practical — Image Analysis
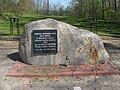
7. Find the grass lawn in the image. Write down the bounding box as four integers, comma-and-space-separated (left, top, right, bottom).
0, 14, 120, 38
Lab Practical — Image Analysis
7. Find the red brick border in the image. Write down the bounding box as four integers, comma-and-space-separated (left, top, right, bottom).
6, 61, 120, 78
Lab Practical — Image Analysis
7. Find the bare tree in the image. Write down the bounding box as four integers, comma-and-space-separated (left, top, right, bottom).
102, 0, 105, 19
114, 0, 117, 12
46, 0, 49, 14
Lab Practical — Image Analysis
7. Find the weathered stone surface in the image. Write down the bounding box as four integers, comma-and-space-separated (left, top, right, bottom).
19, 19, 109, 65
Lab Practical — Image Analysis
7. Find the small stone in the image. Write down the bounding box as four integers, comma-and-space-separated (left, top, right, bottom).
74, 87, 82, 90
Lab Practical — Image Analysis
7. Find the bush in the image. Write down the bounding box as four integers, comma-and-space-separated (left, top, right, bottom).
0, 12, 19, 20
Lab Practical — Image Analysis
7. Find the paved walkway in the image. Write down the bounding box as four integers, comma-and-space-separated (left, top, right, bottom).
0, 36, 120, 90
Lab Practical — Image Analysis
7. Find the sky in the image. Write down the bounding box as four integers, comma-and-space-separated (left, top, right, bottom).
49, 0, 71, 7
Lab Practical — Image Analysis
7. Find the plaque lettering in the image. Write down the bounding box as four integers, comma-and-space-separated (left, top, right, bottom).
32, 30, 58, 55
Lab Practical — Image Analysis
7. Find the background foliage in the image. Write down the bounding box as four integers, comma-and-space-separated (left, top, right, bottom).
0, 0, 120, 37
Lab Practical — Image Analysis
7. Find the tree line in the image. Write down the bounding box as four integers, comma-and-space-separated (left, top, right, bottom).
0, 0, 65, 15
0, 0, 120, 22
67, 0, 120, 21
0, 0, 36, 14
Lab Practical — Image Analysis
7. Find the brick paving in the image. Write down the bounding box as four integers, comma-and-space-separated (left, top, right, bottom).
0, 36, 120, 90
6, 61, 120, 78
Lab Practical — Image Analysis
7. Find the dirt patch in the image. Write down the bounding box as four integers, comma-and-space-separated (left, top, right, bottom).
101, 36, 120, 47
0, 41, 18, 49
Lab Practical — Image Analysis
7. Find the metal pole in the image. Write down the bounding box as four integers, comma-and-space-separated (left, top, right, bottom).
16, 18, 20, 36
10, 18, 11, 35
10, 18, 13, 35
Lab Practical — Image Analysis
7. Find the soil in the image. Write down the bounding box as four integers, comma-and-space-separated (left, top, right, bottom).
0, 36, 120, 90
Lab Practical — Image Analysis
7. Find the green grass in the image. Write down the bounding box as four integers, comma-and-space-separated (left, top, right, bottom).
0, 14, 120, 38
0, 20, 10, 34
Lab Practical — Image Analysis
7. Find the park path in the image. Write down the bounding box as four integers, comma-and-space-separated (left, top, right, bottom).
0, 36, 120, 90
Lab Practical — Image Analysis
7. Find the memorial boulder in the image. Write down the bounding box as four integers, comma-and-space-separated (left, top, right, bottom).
19, 19, 109, 65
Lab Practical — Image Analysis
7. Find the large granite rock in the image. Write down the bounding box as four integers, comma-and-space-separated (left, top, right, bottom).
19, 19, 109, 65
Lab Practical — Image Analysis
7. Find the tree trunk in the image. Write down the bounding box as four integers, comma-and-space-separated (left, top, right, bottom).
102, 0, 105, 20
114, 0, 117, 12
46, 0, 49, 15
